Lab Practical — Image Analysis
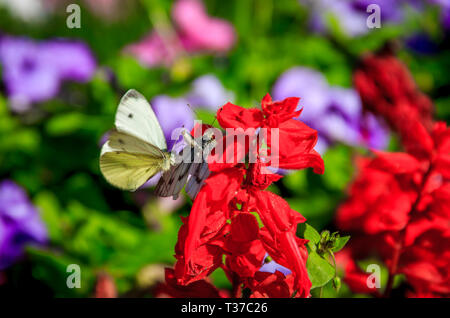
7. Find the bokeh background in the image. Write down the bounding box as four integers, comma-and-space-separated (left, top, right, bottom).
0, 0, 449, 297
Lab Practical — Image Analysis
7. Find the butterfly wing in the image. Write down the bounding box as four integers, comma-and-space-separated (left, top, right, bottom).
100, 90, 171, 192
155, 143, 195, 199
114, 89, 167, 151
155, 133, 215, 200
185, 134, 216, 199
100, 150, 165, 191
185, 161, 210, 200
155, 162, 192, 200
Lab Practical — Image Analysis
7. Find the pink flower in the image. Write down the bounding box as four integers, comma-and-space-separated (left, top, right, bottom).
124, 0, 236, 68
124, 33, 178, 68
173, 0, 236, 52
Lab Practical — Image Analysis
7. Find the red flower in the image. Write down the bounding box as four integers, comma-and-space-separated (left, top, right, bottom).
354, 52, 434, 132
215, 94, 324, 173
174, 160, 312, 297
400, 228, 450, 296
224, 213, 266, 278
354, 51, 435, 158
244, 271, 299, 298
166, 94, 325, 298
336, 121, 450, 297
174, 169, 243, 285
94, 273, 117, 298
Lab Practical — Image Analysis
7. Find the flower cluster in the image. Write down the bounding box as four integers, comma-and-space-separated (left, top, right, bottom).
124, 0, 235, 68
0, 180, 47, 270
336, 52, 450, 297
0, 35, 96, 112
157, 94, 325, 298
354, 50, 434, 157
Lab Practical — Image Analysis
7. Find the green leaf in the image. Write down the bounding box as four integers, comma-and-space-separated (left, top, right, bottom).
283, 170, 307, 192
34, 191, 64, 242
115, 56, 151, 89
331, 236, 351, 253
307, 251, 336, 289
210, 267, 232, 290
46, 113, 87, 136
298, 223, 321, 251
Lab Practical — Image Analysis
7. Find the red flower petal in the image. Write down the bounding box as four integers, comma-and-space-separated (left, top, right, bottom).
217, 102, 263, 129
267, 119, 324, 173
369, 151, 422, 174
156, 268, 226, 298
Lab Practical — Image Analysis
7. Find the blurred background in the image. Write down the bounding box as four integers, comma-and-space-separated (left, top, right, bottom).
0, 0, 449, 297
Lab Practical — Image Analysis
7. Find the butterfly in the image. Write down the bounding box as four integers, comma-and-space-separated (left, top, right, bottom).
100, 89, 215, 199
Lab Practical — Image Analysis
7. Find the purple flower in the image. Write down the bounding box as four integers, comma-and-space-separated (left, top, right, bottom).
39, 41, 96, 82
272, 67, 389, 153
0, 180, 47, 269
299, 0, 408, 37
259, 254, 292, 276
444, 8, 450, 29
151, 95, 195, 151
186, 74, 234, 111
0, 36, 96, 111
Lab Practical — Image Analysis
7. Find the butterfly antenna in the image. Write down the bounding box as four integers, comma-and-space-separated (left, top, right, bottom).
187, 103, 217, 127
186, 103, 200, 118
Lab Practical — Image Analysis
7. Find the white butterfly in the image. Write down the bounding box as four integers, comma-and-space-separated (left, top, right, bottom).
100, 89, 214, 199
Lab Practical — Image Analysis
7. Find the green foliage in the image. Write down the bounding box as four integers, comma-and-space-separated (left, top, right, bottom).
307, 251, 335, 289
331, 236, 351, 253
28, 248, 95, 297
322, 145, 355, 191
299, 223, 350, 292
299, 223, 321, 252
32, 191, 179, 296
